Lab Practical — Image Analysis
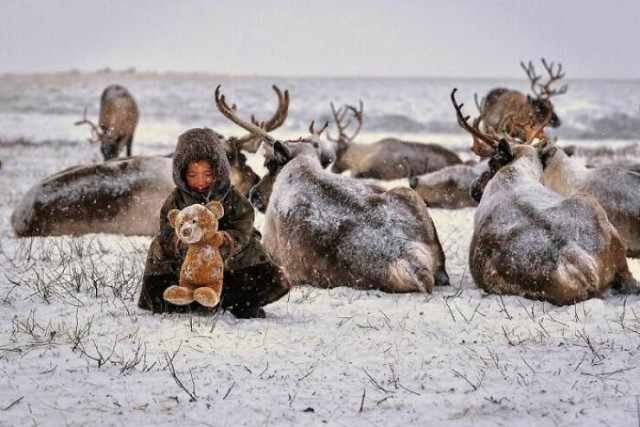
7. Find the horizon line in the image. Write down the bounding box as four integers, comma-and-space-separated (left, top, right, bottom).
0, 68, 638, 83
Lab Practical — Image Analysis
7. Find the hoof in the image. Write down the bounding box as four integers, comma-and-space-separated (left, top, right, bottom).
163, 285, 195, 305
193, 287, 220, 308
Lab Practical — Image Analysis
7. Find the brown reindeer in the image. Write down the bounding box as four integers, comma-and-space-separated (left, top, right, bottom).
76, 85, 139, 161
477, 58, 567, 144
216, 86, 450, 293
541, 145, 640, 257
328, 101, 462, 179
451, 88, 638, 305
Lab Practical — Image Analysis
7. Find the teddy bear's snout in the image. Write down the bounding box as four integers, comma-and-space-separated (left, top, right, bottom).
182, 227, 192, 237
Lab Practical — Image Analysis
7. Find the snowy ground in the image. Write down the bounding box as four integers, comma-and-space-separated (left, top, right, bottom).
1, 138, 640, 427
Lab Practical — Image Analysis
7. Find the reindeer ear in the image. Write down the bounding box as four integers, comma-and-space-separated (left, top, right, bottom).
167, 209, 179, 228
563, 145, 576, 157
205, 201, 225, 219
496, 139, 514, 163
273, 141, 292, 165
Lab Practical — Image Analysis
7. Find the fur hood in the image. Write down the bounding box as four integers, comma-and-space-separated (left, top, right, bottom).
172, 128, 231, 202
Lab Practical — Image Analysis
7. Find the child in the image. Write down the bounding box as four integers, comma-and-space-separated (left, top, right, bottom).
137, 128, 290, 318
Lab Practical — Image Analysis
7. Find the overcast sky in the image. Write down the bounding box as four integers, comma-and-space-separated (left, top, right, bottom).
1, 0, 638, 79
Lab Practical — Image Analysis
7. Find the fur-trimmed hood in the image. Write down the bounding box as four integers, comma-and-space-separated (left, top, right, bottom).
172, 128, 231, 202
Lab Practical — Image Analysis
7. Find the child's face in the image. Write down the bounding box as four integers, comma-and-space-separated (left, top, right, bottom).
185, 160, 215, 193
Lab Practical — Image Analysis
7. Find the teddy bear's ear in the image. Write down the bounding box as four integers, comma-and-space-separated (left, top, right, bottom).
205, 201, 225, 220
167, 209, 180, 228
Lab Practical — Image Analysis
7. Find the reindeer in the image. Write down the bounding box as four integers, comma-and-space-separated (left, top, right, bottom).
477, 58, 568, 144
328, 101, 462, 179
451, 88, 638, 305
408, 160, 487, 209
217, 85, 290, 197
541, 145, 640, 257
11, 156, 174, 237
216, 86, 450, 293
76, 84, 139, 161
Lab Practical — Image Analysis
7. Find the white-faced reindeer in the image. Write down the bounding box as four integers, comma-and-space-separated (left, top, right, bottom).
216, 86, 450, 293
218, 85, 290, 197
477, 59, 568, 143
541, 145, 640, 257
452, 88, 638, 305
76, 84, 139, 161
328, 101, 462, 179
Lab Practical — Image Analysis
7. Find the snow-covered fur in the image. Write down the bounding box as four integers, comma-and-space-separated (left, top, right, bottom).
252, 139, 450, 293
163, 202, 226, 308
542, 146, 640, 257
409, 161, 488, 209
331, 137, 462, 180
11, 156, 174, 237
470, 140, 638, 305
99, 85, 139, 160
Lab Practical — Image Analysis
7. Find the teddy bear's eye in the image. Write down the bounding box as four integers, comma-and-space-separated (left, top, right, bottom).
191, 219, 196, 224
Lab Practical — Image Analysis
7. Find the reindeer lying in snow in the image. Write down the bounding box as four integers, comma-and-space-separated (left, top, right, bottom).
216, 86, 450, 293
328, 101, 462, 179
541, 145, 640, 257
408, 161, 488, 209
452, 89, 638, 305
11, 156, 174, 237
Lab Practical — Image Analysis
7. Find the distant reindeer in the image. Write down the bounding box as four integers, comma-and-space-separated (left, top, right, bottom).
541, 145, 640, 257
328, 101, 462, 179
11, 156, 174, 237
408, 161, 487, 209
216, 86, 450, 293
476, 58, 568, 143
75, 84, 139, 161
217, 85, 290, 197
452, 88, 638, 305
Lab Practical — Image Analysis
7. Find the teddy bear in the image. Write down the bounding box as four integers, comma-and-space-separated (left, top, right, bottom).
162, 201, 226, 308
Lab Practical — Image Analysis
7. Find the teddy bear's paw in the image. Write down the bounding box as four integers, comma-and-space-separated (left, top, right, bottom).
193, 287, 220, 307
163, 285, 195, 305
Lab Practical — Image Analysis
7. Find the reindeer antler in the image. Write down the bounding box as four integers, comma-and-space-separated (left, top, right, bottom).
327, 100, 363, 143
215, 85, 277, 146
309, 120, 329, 137
521, 58, 568, 100
234, 85, 290, 151
450, 88, 497, 158
74, 108, 103, 143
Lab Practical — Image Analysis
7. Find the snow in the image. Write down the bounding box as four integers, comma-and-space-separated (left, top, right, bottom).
2, 138, 640, 427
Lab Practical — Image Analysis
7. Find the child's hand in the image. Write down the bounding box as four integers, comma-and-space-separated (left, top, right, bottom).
219, 231, 235, 261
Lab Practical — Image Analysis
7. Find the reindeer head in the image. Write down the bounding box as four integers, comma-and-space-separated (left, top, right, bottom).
327, 101, 363, 174
521, 58, 568, 129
